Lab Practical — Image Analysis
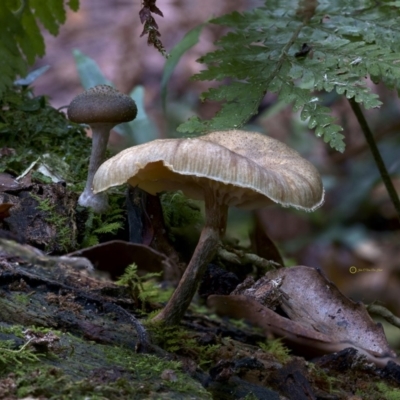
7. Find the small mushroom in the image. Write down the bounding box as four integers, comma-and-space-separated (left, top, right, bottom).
68, 85, 137, 213
92, 130, 324, 325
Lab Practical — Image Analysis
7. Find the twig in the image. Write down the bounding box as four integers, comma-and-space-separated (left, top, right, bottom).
217, 247, 280, 272
367, 304, 400, 330
348, 98, 400, 222
116, 306, 152, 353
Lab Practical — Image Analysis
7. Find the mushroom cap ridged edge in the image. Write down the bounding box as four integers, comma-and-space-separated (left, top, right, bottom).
68, 85, 137, 124
93, 130, 325, 212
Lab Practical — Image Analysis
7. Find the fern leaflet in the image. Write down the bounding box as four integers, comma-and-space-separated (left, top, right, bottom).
178, 1, 400, 152
0, 1, 79, 97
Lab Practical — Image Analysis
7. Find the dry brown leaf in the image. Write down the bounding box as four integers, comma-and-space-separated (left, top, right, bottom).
67, 240, 168, 280
208, 265, 398, 366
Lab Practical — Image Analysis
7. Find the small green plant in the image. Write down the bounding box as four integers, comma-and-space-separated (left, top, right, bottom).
258, 338, 291, 364
80, 192, 126, 247
0, 339, 40, 371
116, 263, 163, 310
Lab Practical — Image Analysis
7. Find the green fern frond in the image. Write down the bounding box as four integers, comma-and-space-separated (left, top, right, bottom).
80, 193, 126, 248
93, 221, 123, 235
81, 235, 98, 248
116, 263, 164, 310
116, 263, 140, 286
178, 1, 400, 152
0, 1, 79, 97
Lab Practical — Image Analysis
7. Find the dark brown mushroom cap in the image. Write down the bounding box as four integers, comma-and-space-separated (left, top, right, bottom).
68, 85, 137, 124
93, 130, 325, 212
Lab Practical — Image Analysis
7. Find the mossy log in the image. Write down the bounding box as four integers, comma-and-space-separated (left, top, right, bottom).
0, 249, 211, 399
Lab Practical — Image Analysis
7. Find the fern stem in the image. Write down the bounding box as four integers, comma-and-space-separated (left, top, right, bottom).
348, 98, 400, 221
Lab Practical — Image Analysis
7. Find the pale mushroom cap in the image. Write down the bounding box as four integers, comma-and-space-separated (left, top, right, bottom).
93, 130, 324, 211
68, 85, 137, 124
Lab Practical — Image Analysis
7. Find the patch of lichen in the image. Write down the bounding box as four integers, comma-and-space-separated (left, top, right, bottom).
0, 324, 211, 399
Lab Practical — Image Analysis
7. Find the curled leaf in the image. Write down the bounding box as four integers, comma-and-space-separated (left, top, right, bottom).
208, 265, 398, 366
67, 240, 168, 280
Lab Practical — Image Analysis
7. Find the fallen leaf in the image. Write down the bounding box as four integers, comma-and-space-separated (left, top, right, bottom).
208, 265, 398, 366
0, 173, 21, 192
67, 240, 168, 280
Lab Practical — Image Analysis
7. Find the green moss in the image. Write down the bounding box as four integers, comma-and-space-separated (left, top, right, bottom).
147, 323, 220, 369
306, 363, 341, 395
372, 382, 400, 400
0, 86, 90, 183
0, 339, 41, 371
0, 324, 25, 337
0, 324, 211, 399
160, 191, 203, 241
13, 293, 31, 305
0, 324, 64, 376
30, 193, 72, 253
258, 339, 291, 364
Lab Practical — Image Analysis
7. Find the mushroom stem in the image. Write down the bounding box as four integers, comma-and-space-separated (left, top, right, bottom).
78, 123, 114, 213
153, 190, 228, 326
